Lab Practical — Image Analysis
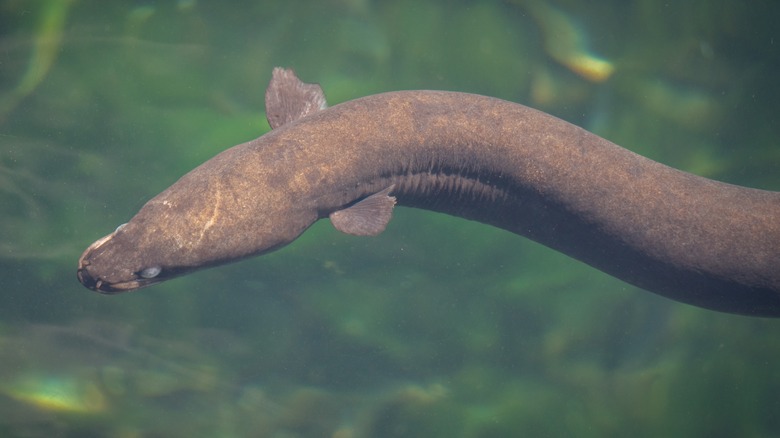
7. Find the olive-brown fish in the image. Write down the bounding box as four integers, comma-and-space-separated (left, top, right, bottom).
77, 68, 780, 317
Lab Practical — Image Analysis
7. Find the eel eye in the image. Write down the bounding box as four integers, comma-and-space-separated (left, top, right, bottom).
139, 266, 162, 279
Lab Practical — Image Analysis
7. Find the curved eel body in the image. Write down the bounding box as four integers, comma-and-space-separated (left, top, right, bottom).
78, 69, 780, 317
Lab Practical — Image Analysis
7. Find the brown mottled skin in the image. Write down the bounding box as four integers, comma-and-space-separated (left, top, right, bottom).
78, 87, 780, 316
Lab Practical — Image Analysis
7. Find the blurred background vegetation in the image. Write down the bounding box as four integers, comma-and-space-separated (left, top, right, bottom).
1, 0, 779, 436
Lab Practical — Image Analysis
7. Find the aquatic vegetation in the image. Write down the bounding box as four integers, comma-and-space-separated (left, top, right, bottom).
522, 0, 615, 82
0, 136, 102, 260
0, 0, 73, 122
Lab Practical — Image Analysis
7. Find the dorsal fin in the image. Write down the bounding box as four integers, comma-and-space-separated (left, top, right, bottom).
330, 185, 397, 236
264, 67, 328, 129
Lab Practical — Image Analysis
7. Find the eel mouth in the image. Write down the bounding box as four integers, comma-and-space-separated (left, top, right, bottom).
76, 267, 119, 294
76, 261, 161, 294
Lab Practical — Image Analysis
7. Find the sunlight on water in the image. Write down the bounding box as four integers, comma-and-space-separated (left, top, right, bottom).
4, 374, 107, 414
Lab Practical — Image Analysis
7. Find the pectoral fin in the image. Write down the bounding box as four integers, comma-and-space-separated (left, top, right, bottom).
330, 186, 397, 236
265, 67, 328, 129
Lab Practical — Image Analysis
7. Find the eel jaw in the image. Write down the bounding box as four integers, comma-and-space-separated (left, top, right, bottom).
76, 264, 151, 294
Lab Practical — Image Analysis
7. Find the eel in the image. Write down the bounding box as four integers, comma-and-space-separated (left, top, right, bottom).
77, 68, 780, 317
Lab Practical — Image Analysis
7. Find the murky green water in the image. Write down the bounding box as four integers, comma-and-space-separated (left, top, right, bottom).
2, 0, 779, 436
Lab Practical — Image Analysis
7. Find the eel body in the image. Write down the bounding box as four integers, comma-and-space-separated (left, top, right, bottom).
77, 68, 780, 317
